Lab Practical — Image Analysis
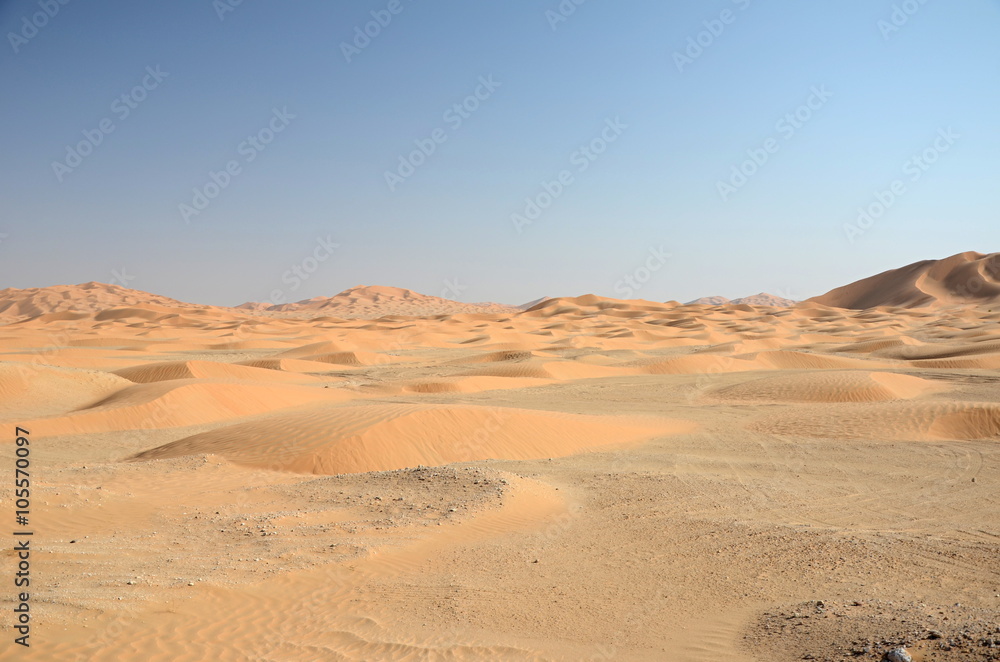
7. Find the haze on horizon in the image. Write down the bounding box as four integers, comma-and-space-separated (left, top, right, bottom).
1, 0, 998, 307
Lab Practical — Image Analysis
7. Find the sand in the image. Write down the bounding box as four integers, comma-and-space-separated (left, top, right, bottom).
808, 251, 1000, 309
0, 261, 998, 661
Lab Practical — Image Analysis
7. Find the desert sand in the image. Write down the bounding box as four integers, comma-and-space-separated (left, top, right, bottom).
1, 252, 999, 661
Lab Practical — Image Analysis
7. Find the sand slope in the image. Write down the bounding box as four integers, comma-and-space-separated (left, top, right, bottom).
17, 380, 353, 436
709, 370, 941, 403
114, 359, 325, 384
0, 281, 210, 322
808, 251, 1000, 309
129, 404, 694, 474
0, 361, 133, 418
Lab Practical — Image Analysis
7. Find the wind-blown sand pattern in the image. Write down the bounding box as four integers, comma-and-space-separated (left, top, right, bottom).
1, 254, 999, 660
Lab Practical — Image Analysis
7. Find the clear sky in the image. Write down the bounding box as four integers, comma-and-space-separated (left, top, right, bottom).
1, 0, 998, 306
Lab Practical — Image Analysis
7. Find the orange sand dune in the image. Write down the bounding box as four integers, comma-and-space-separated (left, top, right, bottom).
402, 375, 551, 394
0, 362, 133, 418
114, 359, 326, 384
129, 403, 695, 474
0, 347, 159, 371
452, 349, 539, 364
0, 281, 209, 322
236, 358, 349, 373
17, 379, 353, 436
808, 251, 1000, 309
710, 370, 941, 403
640, 353, 760, 375
749, 350, 893, 371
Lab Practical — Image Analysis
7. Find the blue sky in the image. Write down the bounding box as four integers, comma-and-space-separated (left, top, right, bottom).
1, 0, 997, 306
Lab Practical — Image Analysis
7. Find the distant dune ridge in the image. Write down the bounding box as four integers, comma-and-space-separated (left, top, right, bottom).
2, 252, 997, 323
0, 284, 518, 323
686, 293, 798, 307
0, 281, 208, 321
808, 251, 1000, 309
239, 285, 520, 317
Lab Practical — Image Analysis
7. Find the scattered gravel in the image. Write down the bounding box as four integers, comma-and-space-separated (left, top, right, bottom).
745, 599, 1000, 661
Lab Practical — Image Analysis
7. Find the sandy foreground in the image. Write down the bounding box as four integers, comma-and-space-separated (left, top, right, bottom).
0, 290, 998, 661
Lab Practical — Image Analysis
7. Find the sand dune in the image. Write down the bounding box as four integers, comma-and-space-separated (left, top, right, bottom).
0, 361, 133, 418
808, 251, 1000, 309
0, 281, 208, 322
129, 403, 693, 474
18, 380, 352, 436
710, 370, 940, 403
114, 359, 324, 384
754, 400, 1000, 441
235, 357, 349, 373
247, 285, 519, 318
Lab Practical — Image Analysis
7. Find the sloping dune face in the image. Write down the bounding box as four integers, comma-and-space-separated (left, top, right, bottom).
710, 371, 940, 403
753, 401, 1000, 441
114, 360, 320, 384
129, 404, 694, 474
808, 251, 1000, 309
0, 362, 133, 417
17, 381, 352, 436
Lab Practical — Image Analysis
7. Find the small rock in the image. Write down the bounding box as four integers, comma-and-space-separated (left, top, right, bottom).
927, 630, 943, 640
882, 647, 911, 662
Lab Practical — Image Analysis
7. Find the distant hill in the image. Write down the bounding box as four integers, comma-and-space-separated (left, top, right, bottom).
685, 293, 798, 307
0, 282, 209, 322
239, 285, 519, 318
808, 251, 1000, 309
686, 296, 731, 306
